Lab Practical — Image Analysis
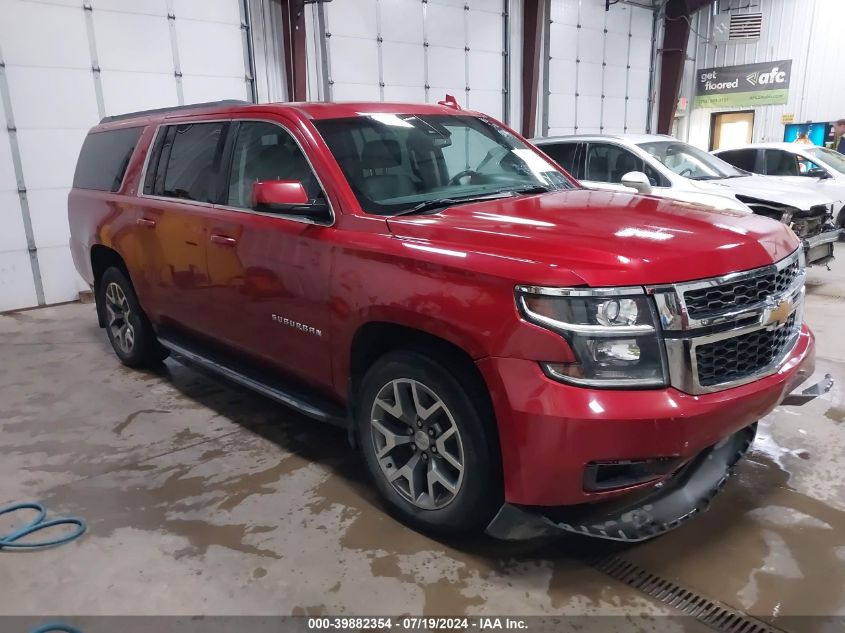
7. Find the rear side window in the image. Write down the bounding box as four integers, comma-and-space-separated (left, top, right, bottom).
145, 122, 228, 203
718, 149, 757, 172
541, 143, 578, 173
73, 127, 144, 191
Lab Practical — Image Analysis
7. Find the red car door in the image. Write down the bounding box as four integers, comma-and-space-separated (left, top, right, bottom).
204, 118, 336, 392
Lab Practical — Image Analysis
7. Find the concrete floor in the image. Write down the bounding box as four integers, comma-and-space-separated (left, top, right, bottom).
2, 246, 845, 630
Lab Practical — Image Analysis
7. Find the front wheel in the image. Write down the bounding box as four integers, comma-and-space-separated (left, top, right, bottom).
356, 350, 501, 534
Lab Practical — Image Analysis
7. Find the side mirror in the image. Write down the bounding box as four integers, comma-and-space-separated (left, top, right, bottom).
806, 168, 830, 179
621, 171, 653, 195
252, 180, 330, 222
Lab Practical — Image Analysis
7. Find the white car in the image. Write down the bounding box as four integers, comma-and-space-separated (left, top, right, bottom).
532, 133, 841, 266
713, 142, 845, 229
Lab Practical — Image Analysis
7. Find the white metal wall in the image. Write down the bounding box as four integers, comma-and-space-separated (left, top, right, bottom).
320, 0, 509, 121
682, 0, 845, 149
0, 0, 251, 312
543, 0, 655, 137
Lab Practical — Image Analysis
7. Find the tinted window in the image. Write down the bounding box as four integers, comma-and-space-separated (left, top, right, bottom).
73, 127, 143, 191
541, 143, 578, 172
313, 114, 571, 215
718, 149, 757, 172
152, 122, 227, 202
227, 121, 322, 210
585, 143, 663, 186
764, 150, 800, 176
638, 141, 744, 180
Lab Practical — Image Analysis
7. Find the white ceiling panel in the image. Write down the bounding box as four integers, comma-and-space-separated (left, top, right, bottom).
426, 3, 465, 48
27, 189, 73, 250
468, 50, 502, 91
0, 250, 38, 312
380, 0, 424, 44
5, 67, 98, 130
328, 36, 379, 86
0, 191, 27, 253
631, 6, 654, 36
327, 0, 378, 39
176, 20, 244, 77
550, 0, 579, 27
606, 7, 630, 34
16, 128, 88, 191
101, 71, 178, 116
467, 88, 502, 119
579, 0, 606, 30
382, 42, 425, 87
0, 1, 90, 69
180, 75, 248, 104
90, 0, 168, 16
94, 10, 173, 73
427, 46, 466, 88
173, 0, 241, 25
467, 9, 502, 52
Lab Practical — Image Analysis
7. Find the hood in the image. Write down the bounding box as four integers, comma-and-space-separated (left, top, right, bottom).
693, 175, 833, 210
386, 189, 800, 288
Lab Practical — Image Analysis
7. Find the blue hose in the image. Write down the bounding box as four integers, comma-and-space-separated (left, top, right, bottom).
0, 502, 86, 549
29, 625, 83, 633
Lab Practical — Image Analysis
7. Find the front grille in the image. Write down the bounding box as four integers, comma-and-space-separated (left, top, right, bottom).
695, 314, 797, 387
683, 259, 800, 318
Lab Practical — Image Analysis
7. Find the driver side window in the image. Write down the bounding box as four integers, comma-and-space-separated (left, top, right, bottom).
226, 121, 322, 211
585, 143, 662, 186
764, 150, 801, 177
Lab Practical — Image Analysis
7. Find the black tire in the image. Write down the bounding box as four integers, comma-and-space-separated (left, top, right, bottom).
99, 267, 168, 368
356, 350, 502, 535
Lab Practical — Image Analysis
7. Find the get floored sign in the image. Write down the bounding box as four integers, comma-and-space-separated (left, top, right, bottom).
695, 60, 792, 107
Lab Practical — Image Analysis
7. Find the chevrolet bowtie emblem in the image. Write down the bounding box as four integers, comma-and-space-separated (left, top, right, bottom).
765, 299, 793, 328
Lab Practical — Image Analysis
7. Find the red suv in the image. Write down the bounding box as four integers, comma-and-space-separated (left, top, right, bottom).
69, 99, 824, 541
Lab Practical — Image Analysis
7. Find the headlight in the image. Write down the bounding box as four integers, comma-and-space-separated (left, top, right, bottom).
515, 286, 668, 388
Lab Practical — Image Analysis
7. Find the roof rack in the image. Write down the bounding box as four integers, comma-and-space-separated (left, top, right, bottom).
99, 100, 251, 124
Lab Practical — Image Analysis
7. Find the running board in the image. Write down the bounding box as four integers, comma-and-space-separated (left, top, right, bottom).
158, 336, 346, 427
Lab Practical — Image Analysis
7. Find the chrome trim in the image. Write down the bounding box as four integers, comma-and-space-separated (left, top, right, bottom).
515, 285, 646, 297
804, 229, 841, 248
137, 118, 336, 227
542, 363, 666, 389
517, 296, 655, 336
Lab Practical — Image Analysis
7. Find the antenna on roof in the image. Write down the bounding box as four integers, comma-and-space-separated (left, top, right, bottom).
437, 94, 462, 110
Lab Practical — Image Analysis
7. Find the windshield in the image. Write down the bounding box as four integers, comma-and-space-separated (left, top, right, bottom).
638, 140, 746, 180
806, 146, 845, 174
313, 114, 572, 215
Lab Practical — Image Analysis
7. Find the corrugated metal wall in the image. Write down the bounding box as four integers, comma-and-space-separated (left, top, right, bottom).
682, 0, 845, 149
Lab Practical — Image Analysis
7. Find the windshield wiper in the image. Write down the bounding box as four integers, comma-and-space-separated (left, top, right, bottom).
391, 185, 552, 218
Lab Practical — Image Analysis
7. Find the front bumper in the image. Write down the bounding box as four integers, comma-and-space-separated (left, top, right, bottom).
803, 228, 841, 266
478, 324, 816, 509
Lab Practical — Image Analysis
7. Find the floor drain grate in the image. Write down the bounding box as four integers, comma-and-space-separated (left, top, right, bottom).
593, 556, 783, 633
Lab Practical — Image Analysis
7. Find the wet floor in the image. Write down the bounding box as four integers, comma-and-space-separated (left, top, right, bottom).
1, 247, 844, 630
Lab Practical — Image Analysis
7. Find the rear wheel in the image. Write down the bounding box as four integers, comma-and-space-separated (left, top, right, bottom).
356, 350, 501, 534
100, 267, 167, 368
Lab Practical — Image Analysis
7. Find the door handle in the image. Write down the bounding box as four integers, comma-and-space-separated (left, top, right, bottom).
210, 234, 237, 246
136, 217, 156, 227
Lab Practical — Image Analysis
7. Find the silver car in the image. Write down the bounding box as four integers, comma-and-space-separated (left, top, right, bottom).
532, 133, 840, 266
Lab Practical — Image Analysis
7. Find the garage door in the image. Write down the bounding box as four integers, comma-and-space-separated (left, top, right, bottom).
545, 0, 654, 136
321, 0, 508, 121
0, 0, 251, 312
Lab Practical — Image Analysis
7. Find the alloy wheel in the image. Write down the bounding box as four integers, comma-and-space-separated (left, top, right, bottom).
369, 378, 465, 510
105, 282, 135, 355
